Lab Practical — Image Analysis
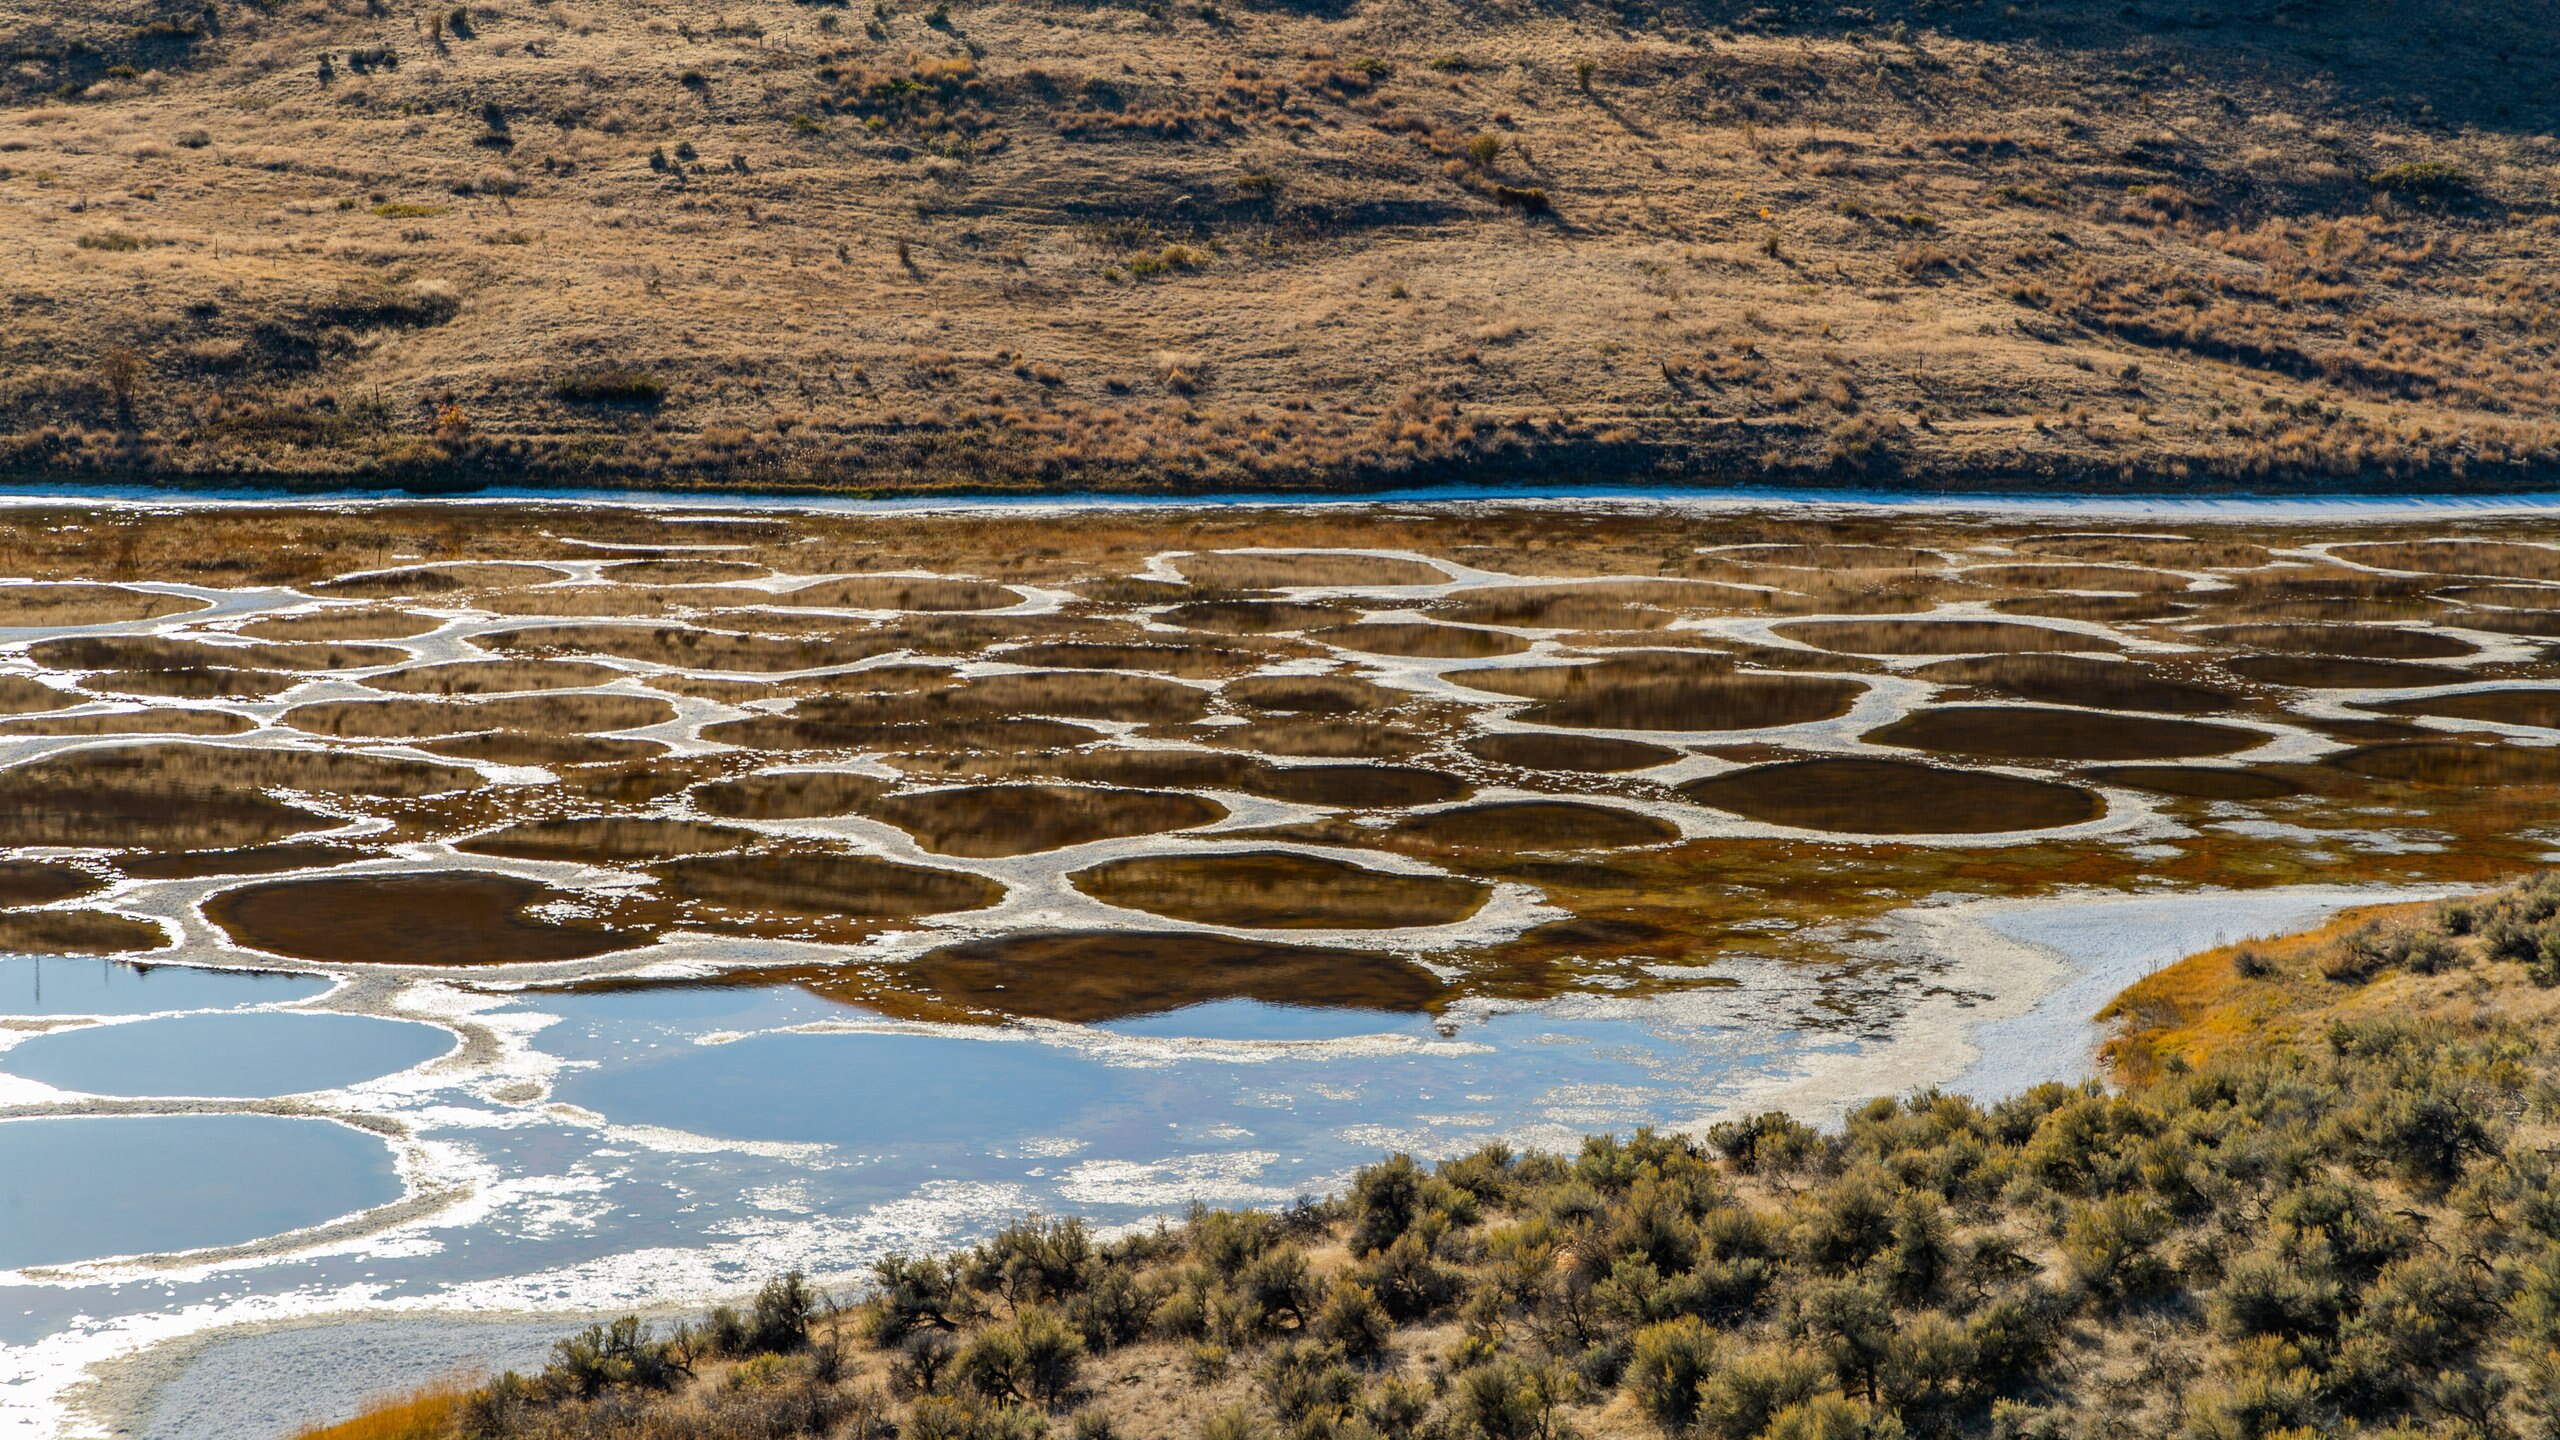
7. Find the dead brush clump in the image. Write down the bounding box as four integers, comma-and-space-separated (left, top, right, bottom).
1893, 242, 1959, 279
1660, 344, 1769, 392
822, 49, 988, 137
1923, 129, 2030, 158
1127, 244, 1206, 279
1155, 352, 1209, 394
1048, 64, 1289, 141
1293, 54, 1385, 100
1373, 111, 1550, 214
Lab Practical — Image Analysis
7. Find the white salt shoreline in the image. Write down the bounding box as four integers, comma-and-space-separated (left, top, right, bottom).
1735, 882, 2472, 1123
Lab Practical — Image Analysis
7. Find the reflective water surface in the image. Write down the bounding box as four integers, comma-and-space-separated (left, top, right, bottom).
0, 957, 330, 1017
0, 1012, 453, 1099
0, 1115, 402, 1270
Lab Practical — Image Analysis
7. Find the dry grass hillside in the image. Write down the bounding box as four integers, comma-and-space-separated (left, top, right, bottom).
1, 0, 2555, 493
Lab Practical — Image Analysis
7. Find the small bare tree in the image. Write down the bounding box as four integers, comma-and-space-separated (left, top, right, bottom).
97, 347, 144, 425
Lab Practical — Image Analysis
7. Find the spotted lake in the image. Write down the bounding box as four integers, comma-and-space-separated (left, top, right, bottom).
0, 495, 2548, 1437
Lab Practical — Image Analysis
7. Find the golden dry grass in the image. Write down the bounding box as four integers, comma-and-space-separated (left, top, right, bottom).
286, 1375, 473, 1440
0, 0, 2553, 492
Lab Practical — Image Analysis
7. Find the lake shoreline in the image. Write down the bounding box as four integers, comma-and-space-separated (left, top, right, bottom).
62, 881, 2484, 1440
7, 479, 2560, 519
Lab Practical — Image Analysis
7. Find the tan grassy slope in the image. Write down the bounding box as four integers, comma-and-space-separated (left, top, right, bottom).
1, 0, 2555, 493
293, 872, 2560, 1440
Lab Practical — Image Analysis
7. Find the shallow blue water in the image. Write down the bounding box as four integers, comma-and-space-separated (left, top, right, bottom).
541, 984, 1803, 1219
0, 958, 330, 1017
0, 1012, 453, 1098
0, 1114, 402, 1269
0, 975, 1823, 1436
557, 1029, 1122, 1152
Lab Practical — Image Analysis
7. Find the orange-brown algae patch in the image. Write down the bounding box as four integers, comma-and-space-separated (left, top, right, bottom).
772, 577, 1025, 612
1455, 652, 1865, 732
1433, 580, 1743, 630
83, 668, 302, 700
1773, 618, 2121, 655
0, 909, 169, 955
1175, 552, 1448, 589
993, 641, 1278, 678
204, 871, 644, 966
0, 709, 258, 738
600, 559, 772, 585
1956, 564, 2191, 594
2196, 623, 2478, 660
1911, 655, 2237, 715
872, 930, 1446, 1024
1314, 622, 1531, 659
0, 674, 75, 714
2367, 688, 2560, 730
457, 817, 763, 864
1863, 706, 2268, 763
2328, 541, 2560, 581
1071, 850, 1491, 929
282, 693, 678, 739
2325, 742, 2560, 787
866, 784, 1228, 858
233, 610, 448, 643
1463, 732, 1683, 773
0, 755, 341, 850
630, 852, 1004, 939
416, 733, 671, 768
479, 623, 898, 673
1679, 757, 2104, 834
118, 844, 391, 881
313, 563, 574, 596
1994, 593, 2192, 623
691, 770, 892, 820
1160, 599, 1349, 634
364, 660, 632, 695
2015, 534, 2272, 568
1224, 675, 1410, 714
0, 861, 108, 908
0, 583, 208, 626
1384, 801, 1678, 852
1204, 718, 1438, 761
28, 636, 411, 673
